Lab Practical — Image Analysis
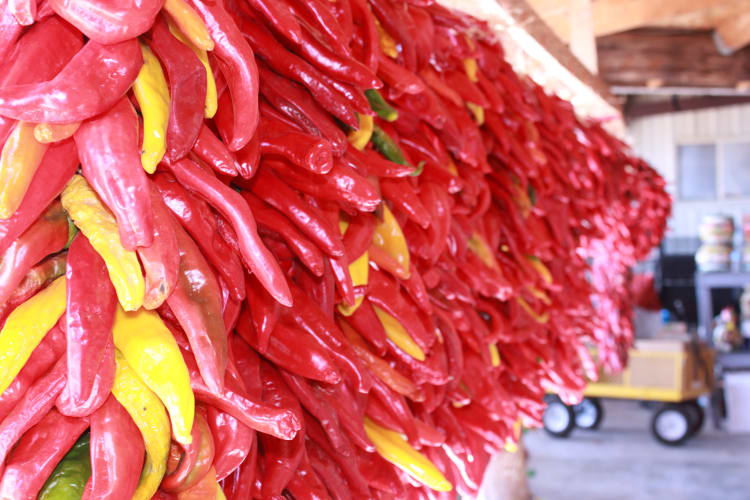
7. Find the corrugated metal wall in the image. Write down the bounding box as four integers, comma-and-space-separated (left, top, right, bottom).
629, 103, 750, 238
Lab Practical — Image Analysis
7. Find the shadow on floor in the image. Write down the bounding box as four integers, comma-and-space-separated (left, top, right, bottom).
525, 399, 750, 500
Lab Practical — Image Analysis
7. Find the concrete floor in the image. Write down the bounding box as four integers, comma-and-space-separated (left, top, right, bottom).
525, 399, 750, 500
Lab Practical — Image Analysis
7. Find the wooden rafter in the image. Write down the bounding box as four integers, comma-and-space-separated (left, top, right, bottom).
714, 10, 750, 54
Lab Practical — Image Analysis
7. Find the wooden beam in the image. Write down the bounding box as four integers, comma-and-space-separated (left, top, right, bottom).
714, 10, 750, 54
624, 95, 750, 119
597, 28, 750, 89
567, 0, 598, 73
527, 0, 736, 42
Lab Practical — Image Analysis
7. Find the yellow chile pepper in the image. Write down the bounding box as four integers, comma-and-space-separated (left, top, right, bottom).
516, 296, 549, 324
467, 231, 499, 270
337, 218, 368, 316
112, 350, 171, 500
0, 121, 49, 219
163, 0, 215, 51
372, 204, 410, 277
61, 175, 145, 311
447, 159, 458, 176
347, 113, 374, 151
488, 343, 501, 367
504, 419, 523, 453
466, 102, 484, 126
525, 284, 551, 305
168, 20, 218, 119
133, 42, 170, 174
511, 183, 532, 217
364, 417, 452, 492
33, 122, 80, 143
525, 254, 553, 284
375, 20, 399, 59
463, 57, 479, 82
112, 306, 195, 446
0, 276, 66, 395
372, 305, 425, 361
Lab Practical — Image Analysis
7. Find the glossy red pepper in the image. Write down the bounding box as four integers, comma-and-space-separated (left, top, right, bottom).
0, 38, 142, 124
0, 409, 88, 498
56, 338, 115, 417
246, 167, 345, 258
0, 2, 22, 61
76, 97, 154, 250
163, 407, 215, 493
206, 406, 254, 481
149, 14, 207, 163
349, 0, 378, 72
167, 215, 228, 395
0, 201, 69, 307
49, 0, 162, 44
286, 451, 332, 500
259, 115, 334, 174
346, 300, 389, 355
153, 171, 246, 302
285, 0, 348, 57
242, 271, 281, 353
192, 124, 239, 177
239, 16, 358, 128
82, 395, 144, 500
63, 233, 117, 411
188, 0, 259, 151
306, 439, 354, 500
169, 158, 291, 306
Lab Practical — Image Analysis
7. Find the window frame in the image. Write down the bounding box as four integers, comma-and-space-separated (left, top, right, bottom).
675, 140, 750, 201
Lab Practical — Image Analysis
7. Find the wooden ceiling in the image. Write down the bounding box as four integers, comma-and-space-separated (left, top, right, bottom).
525, 0, 750, 98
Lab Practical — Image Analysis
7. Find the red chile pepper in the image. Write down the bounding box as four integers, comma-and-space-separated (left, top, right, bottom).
369, 377, 419, 444
279, 370, 348, 454
286, 0, 349, 57
260, 115, 334, 174
319, 72, 371, 115
303, 412, 370, 496
0, 356, 66, 469
0, 139, 78, 255
241, 18, 358, 127
63, 233, 117, 410
152, 171, 246, 301
314, 199, 356, 306
357, 447, 404, 496
169, 158, 292, 306
0, 38, 142, 124
222, 438, 257, 500
206, 406, 254, 480
306, 440, 352, 500
235, 128, 261, 179
343, 146, 414, 178
149, 14, 206, 163
82, 395, 144, 500
0, 323, 64, 421
76, 97, 154, 250
0, 3, 22, 61
244, 192, 325, 277
235, 308, 342, 385
346, 301, 389, 355
286, 17, 381, 90
286, 451, 332, 500
177, 331, 301, 440
242, 271, 281, 353
188, 0, 259, 151
257, 63, 348, 156
163, 408, 215, 493
0, 409, 88, 499
381, 178, 431, 229
342, 212, 377, 262
0, 254, 67, 328
377, 53, 426, 96
192, 124, 239, 177
292, 259, 335, 319
246, 167, 345, 257
266, 158, 381, 214
137, 186, 181, 310
49, 0, 161, 44
167, 215, 228, 395
56, 338, 114, 417
370, 0, 416, 71
349, 0, 378, 72
258, 361, 305, 496
368, 268, 435, 352
286, 283, 372, 393
0, 201, 68, 306
476, 70, 505, 114
313, 383, 374, 453
242, 0, 303, 45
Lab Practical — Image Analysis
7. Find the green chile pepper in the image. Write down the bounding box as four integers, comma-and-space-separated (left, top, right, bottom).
371, 125, 409, 166
38, 432, 92, 500
365, 89, 398, 122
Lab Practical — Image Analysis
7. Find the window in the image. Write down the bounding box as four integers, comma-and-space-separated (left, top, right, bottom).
677, 144, 716, 200
723, 142, 750, 198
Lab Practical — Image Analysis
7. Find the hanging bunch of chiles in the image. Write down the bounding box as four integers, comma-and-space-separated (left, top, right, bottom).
0, 0, 670, 498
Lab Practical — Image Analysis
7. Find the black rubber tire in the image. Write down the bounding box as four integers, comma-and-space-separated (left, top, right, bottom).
574, 397, 604, 430
542, 396, 576, 438
682, 400, 705, 436
651, 404, 691, 446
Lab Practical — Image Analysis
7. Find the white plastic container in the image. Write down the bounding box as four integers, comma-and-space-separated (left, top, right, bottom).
698, 214, 734, 245
724, 371, 750, 433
